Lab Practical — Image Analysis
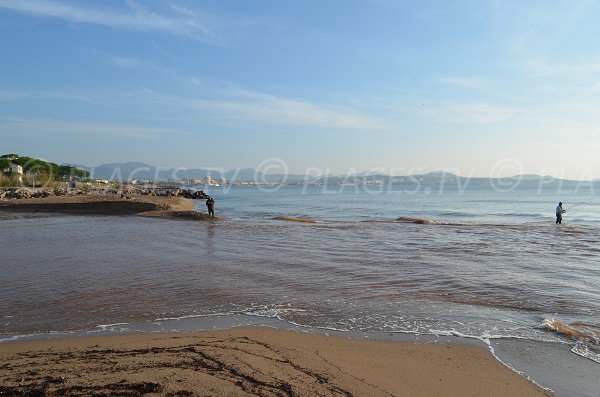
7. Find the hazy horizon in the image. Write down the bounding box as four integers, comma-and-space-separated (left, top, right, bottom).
1, 1, 600, 179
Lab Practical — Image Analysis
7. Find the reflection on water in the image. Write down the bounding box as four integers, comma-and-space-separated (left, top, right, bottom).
1, 188, 599, 364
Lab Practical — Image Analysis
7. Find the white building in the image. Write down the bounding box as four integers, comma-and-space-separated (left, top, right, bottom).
4, 164, 23, 174
204, 176, 213, 186
218, 177, 227, 185
2, 164, 23, 183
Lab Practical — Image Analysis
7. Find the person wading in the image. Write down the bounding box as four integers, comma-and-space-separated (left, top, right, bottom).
206, 196, 215, 219
556, 202, 566, 224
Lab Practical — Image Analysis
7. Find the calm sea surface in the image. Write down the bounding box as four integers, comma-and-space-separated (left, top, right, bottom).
1, 185, 599, 391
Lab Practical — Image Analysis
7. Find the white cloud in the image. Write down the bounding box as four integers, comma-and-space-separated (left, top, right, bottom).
438, 77, 491, 90
0, 89, 115, 107
189, 77, 203, 86
170, 4, 198, 18
519, 56, 600, 76
423, 103, 514, 124
0, 90, 27, 102
183, 88, 386, 130
108, 56, 140, 68
0, 0, 213, 39
0, 86, 385, 132
0, 116, 190, 140
112, 87, 385, 130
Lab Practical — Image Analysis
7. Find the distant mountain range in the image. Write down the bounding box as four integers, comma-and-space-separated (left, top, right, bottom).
76, 162, 600, 186
76, 162, 307, 183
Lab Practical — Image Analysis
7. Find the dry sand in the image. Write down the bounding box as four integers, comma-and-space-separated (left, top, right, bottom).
0, 327, 552, 397
0, 194, 220, 220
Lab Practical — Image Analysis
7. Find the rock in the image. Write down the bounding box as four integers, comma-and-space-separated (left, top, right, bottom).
14, 188, 32, 199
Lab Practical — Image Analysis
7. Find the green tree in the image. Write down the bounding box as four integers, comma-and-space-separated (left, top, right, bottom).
0, 154, 90, 181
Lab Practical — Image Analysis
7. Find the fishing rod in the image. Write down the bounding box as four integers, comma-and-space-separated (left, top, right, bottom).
564, 195, 596, 212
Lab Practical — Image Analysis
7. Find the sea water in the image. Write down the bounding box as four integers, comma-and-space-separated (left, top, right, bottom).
1, 185, 599, 395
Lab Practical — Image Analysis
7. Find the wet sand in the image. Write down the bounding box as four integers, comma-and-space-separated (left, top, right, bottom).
0, 327, 552, 397
0, 194, 220, 220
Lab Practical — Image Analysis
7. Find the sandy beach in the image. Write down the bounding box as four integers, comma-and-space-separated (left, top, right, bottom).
0, 194, 219, 220
0, 327, 552, 397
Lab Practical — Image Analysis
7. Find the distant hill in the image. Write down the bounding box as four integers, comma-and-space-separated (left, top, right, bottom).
79, 162, 309, 183
507, 174, 551, 180
422, 170, 459, 178
65, 161, 600, 188
77, 162, 221, 181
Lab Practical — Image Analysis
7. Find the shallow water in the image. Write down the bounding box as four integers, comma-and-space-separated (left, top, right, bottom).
1, 186, 599, 393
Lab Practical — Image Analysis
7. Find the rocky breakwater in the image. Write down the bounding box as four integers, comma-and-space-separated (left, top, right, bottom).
0, 187, 86, 200
116, 188, 209, 200
0, 187, 218, 221
0, 187, 209, 201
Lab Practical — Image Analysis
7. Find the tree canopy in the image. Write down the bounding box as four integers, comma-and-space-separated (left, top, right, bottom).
0, 154, 90, 179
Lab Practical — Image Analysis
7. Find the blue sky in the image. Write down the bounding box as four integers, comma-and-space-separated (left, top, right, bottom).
1, 0, 599, 178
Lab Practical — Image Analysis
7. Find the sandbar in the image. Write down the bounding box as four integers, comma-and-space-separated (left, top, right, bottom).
0, 194, 220, 220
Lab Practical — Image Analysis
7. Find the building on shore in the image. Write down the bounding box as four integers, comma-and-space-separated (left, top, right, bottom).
4, 164, 23, 175
2, 164, 24, 183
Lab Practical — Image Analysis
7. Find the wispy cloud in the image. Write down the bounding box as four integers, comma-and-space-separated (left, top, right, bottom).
108, 56, 140, 68
438, 77, 492, 90
0, 0, 214, 40
0, 89, 115, 107
179, 88, 386, 130
198, 96, 384, 130
0, 116, 191, 140
105, 86, 385, 131
170, 4, 198, 18
0, 90, 28, 102
422, 103, 514, 124
518, 56, 600, 76
0, 86, 385, 132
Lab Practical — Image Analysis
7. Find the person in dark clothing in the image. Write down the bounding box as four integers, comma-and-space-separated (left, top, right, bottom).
206, 197, 215, 218
556, 202, 565, 224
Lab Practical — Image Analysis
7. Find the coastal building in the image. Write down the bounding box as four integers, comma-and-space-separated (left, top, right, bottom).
2, 164, 23, 183
218, 177, 227, 185
6, 164, 23, 174
204, 176, 213, 186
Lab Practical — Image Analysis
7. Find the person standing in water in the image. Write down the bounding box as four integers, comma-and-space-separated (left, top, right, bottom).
556, 202, 566, 224
206, 196, 215, 218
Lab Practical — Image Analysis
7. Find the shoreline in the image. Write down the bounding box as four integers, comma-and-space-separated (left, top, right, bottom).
0, 326, 553, 397
0, 193, 221, 221
4, 313, 599, 397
